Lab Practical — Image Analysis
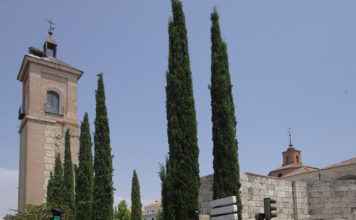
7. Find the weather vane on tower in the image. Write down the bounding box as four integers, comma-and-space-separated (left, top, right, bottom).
288, 128, 293, 147
46, 19, 55, 35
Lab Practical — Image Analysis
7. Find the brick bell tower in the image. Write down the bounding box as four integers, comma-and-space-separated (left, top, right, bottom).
17, 27, 82, 211
282, 130, 301, 167
268, 129, 303, 177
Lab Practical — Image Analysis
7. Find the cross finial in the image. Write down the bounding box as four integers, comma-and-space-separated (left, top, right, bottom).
288, 128, 293, 147
46, 19, 55, 35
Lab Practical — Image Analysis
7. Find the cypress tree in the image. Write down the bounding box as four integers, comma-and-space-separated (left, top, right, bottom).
210, 9, 242, 219
63, 129, 75, 215
46, 172, 55, 206
47, 153, 64, 208
76, 113, 94, 220
130, 170, 142, 220
93, 74, 114, 220
165, 1, 200, 219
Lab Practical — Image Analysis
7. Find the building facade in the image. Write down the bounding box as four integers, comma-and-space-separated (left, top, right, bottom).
143, 200, 161, 220
17, 32, 82, 211
199, 141, 356, 220
199, 173, 310, 220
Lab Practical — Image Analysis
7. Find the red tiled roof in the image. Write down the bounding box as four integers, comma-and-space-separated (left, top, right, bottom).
282, 166, 319, 177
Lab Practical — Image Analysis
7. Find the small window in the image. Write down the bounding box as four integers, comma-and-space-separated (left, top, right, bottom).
296, 155, 299, 163
278, 173, 283, 177
46, 91, 60, 114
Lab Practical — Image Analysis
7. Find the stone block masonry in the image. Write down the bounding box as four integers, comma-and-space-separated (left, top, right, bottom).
199, 173, 310, 220
200, 167, 356, 220
308, 179, 356, 220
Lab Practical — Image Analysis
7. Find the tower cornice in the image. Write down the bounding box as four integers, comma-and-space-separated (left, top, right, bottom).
17, 54, 83, 82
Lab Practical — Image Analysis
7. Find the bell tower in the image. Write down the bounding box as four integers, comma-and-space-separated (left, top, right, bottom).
268, 129, 305, 178
17, 29, 83, 211
282, 129, 302, 167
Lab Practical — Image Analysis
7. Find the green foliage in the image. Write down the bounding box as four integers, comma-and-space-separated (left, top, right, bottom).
46, 172, 55, 207
130, 170, 142, 220
9, 205, 74, 220
156, 209, 163, 220
63, 130, 75, 215
93, 74, 114, 220
114, 200, 130, 220
158, 164, 166, 220
75, 113, 94, 220
210, 9, 242, 220
11, 205, 51, 220
47, 154, 64, 209
159, 161, 174, 220
165, 1, 200, 219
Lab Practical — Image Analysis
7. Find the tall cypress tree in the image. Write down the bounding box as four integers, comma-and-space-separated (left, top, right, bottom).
47, 153, 64, 208
130, 170, 142, 220
210, 9, 242, 219
93, 74, 114, 220
76, 113, 94, 220
63, 129, 75, 215
165, 1, 200, 219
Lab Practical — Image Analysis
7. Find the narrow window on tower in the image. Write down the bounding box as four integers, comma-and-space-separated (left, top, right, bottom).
45, 91, 60, 114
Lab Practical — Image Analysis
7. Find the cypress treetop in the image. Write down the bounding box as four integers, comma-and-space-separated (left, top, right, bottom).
131, 170, 142, 220
210, 8, 242, 219
93, 73, 114, 220
165, 0, 200, 219
76, 113, 94, 220
63, 129, 75, 215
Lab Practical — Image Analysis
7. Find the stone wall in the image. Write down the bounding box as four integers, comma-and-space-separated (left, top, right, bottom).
308, 180, 356, 220
199, 173, 310, 220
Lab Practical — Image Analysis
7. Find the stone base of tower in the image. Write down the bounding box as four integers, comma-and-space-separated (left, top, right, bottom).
18, 117, 79, 211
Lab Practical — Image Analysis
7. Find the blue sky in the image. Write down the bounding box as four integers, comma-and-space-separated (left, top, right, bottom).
1, 0, 356, 217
